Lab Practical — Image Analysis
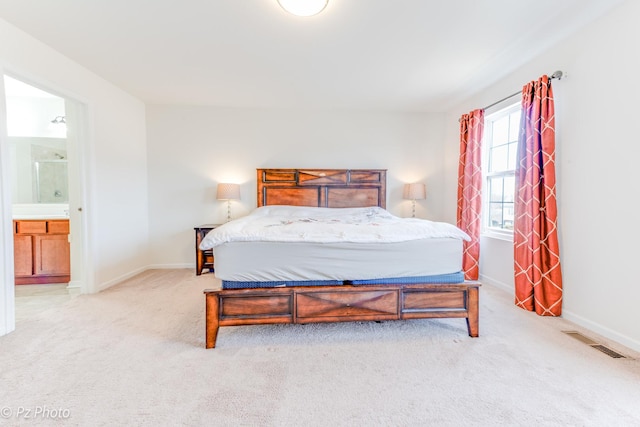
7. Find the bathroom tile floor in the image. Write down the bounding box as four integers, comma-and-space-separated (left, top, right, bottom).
14, 283, 79, 322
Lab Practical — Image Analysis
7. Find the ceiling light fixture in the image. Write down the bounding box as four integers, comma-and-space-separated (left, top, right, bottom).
277, 0, 328, 17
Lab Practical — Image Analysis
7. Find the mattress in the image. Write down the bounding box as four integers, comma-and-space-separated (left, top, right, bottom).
213, 237, 463, 283
200, 205, 470, 248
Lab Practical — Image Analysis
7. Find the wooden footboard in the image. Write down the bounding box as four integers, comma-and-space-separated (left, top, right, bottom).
204, 282, 480, 348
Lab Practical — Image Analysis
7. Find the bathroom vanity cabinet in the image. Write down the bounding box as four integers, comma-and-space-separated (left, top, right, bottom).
13, 219, 70, 285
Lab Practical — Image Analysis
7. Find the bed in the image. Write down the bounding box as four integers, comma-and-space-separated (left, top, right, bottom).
202, 168, 480, 348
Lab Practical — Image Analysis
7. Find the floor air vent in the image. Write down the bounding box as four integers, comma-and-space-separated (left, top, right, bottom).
562, 331, 626, 359
591, 344, 626, 359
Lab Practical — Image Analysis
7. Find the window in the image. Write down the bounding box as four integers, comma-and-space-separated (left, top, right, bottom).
483, 103, 520, 236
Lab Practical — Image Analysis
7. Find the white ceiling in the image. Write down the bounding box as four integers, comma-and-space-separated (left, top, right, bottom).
0, 0, 624, 112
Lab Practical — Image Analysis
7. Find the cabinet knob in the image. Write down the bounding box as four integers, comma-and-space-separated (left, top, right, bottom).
77, 208, 83, 212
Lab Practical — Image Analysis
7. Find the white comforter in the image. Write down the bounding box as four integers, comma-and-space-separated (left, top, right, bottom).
200, 205, 470, 250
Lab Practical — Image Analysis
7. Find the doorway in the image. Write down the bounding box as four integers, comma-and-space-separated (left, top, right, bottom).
2, 73, 88, 325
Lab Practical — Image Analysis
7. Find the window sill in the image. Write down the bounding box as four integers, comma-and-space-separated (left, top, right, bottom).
481, 230, 513, 242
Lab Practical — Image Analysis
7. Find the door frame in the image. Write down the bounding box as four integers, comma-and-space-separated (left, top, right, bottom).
0, 67, 93, 336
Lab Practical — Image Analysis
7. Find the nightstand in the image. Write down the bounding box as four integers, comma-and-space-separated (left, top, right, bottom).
194, 224, 220, 275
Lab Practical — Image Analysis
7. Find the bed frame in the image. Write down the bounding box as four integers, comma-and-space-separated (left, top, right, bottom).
204, 168, 480, 348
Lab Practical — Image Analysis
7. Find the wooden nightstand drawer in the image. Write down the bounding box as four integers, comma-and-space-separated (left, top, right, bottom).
195, 224, 220, 275
203, 250, 214, 265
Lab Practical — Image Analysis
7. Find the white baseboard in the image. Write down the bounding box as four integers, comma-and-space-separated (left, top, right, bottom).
478, 273, 512, 294
562, 310, 640, 354
95, 266, 148, 293
480, 273, 640, 353
67, 280, 82, 289
146, 263, 193, 270
95, 264, 194, 292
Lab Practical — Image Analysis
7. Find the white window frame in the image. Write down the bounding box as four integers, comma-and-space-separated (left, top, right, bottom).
482, 102, 520, 241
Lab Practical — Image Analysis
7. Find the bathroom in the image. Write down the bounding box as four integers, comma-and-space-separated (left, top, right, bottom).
5, 75, 70, 289
5, 75, 68, 218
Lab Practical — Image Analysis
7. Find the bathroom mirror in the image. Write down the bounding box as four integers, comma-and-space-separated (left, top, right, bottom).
9, 137, 69, 204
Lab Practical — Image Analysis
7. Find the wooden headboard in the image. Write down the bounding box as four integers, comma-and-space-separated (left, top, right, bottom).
257, 168, 387, 208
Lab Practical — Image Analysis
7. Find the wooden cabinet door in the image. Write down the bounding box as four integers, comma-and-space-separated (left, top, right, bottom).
34, 234, 70, 276
14, 235, 34, 277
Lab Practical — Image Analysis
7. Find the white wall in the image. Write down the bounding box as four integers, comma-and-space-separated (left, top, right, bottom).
444, 0, 640, 351
146, 106, 444, 268
5, 94, 66, 138
0, 17, 149, 335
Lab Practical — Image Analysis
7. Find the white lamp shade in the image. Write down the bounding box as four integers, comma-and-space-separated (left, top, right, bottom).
216, 183, 240, 200
277, 0, 328, 16
403, 183, 426, 200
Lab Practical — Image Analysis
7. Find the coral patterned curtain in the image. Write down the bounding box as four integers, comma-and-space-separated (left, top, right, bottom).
457, 109, 484, 281
514, 75, 563, 316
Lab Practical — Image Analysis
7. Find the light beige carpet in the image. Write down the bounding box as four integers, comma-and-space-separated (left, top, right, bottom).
2, 269, 640, 426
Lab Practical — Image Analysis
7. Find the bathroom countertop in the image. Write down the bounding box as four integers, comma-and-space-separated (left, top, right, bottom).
12, 215, 70, 220
12, 204, 70, 220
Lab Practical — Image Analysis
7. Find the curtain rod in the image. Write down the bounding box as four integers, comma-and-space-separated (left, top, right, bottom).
480, 70, 565, 112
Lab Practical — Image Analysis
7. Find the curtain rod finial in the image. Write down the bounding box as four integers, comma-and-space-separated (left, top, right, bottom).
551, 70, 565, 80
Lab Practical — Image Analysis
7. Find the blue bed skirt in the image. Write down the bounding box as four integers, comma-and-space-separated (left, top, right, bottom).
221, 271, 465, 289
